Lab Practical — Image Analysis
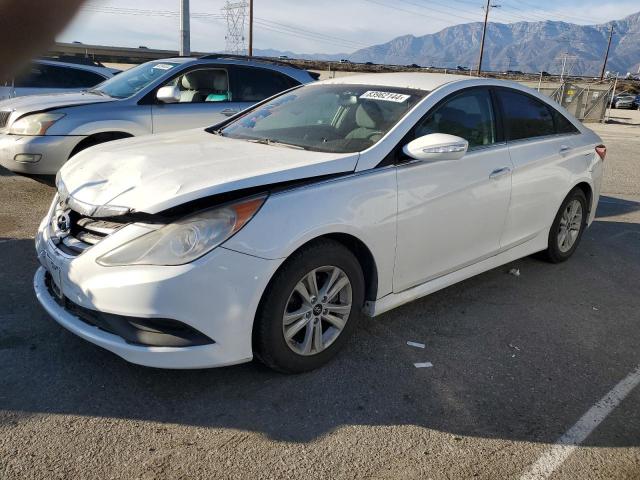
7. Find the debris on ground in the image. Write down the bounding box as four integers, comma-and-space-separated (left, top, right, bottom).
414, 362, 433, 368
508, 343, 521, 351
407, 341, 425, 349
508, 268, 521, 277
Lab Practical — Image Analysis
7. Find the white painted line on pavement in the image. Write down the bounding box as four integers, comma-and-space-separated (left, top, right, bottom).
520, 365, 640, 480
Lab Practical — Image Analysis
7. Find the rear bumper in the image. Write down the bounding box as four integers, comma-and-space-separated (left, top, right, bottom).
0, 134, 82, 175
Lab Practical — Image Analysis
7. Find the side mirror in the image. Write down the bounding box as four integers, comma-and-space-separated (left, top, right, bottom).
156, 85, 181, 104
403, 133, 468, 162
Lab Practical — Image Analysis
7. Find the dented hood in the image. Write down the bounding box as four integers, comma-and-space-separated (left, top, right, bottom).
59, 129, 358, 214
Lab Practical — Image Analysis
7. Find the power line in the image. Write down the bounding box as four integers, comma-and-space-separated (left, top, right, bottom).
81, 4, 368, 51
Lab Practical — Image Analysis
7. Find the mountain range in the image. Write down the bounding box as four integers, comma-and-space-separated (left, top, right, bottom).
256, 11, 640, 76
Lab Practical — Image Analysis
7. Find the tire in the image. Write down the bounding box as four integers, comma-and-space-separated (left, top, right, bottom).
541, 188, 588, 263
253, 239, 365, 373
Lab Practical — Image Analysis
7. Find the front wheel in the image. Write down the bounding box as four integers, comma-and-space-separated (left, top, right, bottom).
253, 239, 365, 373
541, 188, 588, 263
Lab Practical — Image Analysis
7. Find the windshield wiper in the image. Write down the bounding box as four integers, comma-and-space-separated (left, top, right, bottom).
85, 89, 109, 97
250, 138, 308, 150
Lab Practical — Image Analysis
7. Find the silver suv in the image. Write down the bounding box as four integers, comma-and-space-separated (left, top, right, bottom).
0, 56, 316, 175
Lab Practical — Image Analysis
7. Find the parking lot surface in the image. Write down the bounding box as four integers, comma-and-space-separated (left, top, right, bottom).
1, 112, 639, 479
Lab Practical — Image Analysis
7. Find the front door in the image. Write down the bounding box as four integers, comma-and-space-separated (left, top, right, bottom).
393, 87, 513, 292
151, 67, 247, 133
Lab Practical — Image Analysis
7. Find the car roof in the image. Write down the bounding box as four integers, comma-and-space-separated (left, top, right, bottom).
317, 72, 477, 91
35, 59, 118, 76
154, 56, 314, 83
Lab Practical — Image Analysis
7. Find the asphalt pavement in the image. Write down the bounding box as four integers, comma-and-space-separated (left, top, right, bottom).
0, 113, 639, 479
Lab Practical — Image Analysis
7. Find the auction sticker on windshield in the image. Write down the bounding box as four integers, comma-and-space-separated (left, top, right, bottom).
360, 91, 411, 103
153, 64, 174, 70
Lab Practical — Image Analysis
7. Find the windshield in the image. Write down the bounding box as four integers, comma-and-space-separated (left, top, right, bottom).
94, 61, 180, 99
219, 84, 425, 153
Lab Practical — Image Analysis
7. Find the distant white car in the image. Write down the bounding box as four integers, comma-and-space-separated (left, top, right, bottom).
0, 59, 118, 101
35, 73, 605, 373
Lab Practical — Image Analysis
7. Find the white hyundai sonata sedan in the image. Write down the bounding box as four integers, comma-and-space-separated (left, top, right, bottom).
34, 73, 605, 373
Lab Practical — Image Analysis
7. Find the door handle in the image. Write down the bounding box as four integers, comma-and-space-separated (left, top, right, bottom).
221, 108, 239, 117
489, 166, 511, 179
559, 145, 571, 153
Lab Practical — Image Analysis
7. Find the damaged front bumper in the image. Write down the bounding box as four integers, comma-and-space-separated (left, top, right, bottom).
33, 212, 282, 369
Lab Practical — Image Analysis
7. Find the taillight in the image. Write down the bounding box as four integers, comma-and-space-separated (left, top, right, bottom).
595, 144, 606, 161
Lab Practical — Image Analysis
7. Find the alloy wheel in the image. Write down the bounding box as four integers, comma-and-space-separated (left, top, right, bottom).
282, 266, 353, 356
557, 199, 583, 253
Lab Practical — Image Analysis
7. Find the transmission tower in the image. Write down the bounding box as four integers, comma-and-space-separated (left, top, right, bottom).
223, 1, 248, 55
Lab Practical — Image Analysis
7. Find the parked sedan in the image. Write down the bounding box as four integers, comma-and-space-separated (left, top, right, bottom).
0, 59, 118, 101
34, 73, 605, 372
612, 94, 635, 109
0, 56, 315, 175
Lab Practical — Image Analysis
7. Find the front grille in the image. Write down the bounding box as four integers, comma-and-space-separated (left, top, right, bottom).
0, 110, 11, 128
54, 210, 128, 256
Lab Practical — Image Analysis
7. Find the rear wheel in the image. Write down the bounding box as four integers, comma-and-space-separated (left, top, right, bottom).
253, 239, 364, 373
541, 188, 588, 263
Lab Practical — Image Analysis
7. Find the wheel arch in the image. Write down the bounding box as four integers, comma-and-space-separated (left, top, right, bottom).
68, 131, 134, 159
572, 181, 593, 215
258, 232, 380, 310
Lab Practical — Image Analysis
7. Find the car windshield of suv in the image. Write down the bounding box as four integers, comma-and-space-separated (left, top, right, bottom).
93, 61, 180, 99
219, 84, 426, 153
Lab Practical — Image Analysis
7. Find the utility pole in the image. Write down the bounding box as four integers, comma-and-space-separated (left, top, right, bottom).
180, 0, 190, 56
248, 0, 253, 56
476, 0, 500, 76
599, 25, 614, 81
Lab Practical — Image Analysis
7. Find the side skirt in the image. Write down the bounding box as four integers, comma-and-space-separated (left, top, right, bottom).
364, 229, 549, 317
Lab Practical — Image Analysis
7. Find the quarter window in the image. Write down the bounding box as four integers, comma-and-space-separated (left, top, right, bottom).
414, 88, 496, 149
551, 109, 579, 134
498, 89, 555, 140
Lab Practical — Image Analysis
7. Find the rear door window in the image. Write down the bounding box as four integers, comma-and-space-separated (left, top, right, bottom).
497, 89, 555, 140
230, 66, 299, 102
414, 87, 496, 149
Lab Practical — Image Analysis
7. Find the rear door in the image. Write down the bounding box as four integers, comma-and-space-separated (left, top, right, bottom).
393, 87, 513, 291
495, 88, 584, 249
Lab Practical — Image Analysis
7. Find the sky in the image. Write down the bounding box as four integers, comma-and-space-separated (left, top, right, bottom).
59, 0, 640, 54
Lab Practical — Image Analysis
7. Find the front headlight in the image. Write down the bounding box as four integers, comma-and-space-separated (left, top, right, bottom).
96, 195, 266, 266
9, 113, 65, 135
